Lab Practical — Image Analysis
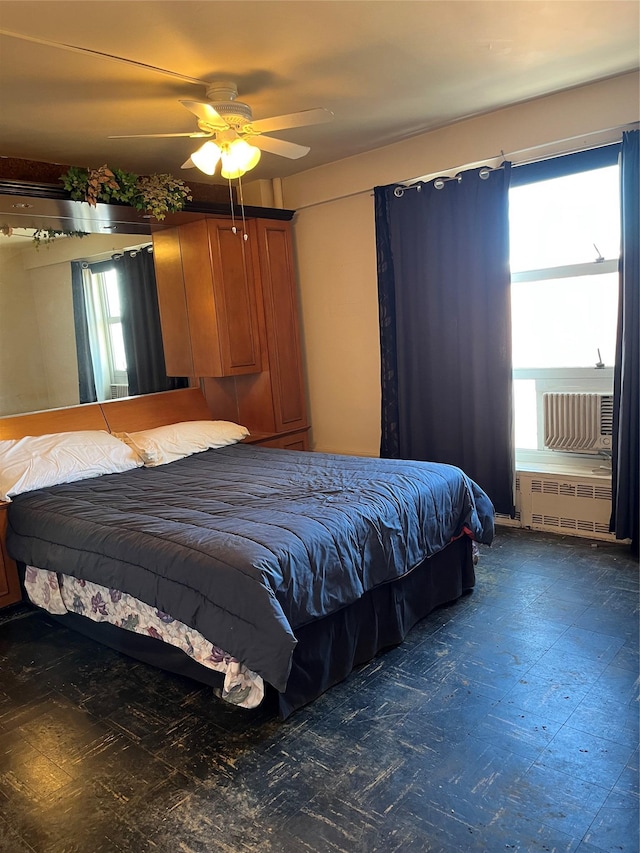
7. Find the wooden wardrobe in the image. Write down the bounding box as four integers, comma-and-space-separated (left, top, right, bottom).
152, 215, 309, 450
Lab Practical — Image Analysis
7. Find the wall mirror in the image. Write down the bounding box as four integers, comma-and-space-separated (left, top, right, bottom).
0, 229, 156, 418
0, 183, 291, 419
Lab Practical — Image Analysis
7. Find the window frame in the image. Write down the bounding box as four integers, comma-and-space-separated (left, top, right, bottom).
83, 262, 129, 399
509, 146, 620, 468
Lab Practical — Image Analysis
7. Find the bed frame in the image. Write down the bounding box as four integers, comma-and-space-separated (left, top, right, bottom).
1, 388, 475, 718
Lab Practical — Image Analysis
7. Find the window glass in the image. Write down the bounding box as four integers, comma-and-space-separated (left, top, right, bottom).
513, 379, 537, 449
509, 166, 620, 272
511, 271, 619, 369
108, 322, 127, 373
104, 269, 121, 318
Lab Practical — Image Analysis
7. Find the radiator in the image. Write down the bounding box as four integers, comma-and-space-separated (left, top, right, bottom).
528, 476, 613, 538
496, 472, 616, 542
543, 392, 613, 453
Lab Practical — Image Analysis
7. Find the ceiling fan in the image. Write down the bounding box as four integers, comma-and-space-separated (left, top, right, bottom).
108, 81, 334, 178
0, 30, 334, 179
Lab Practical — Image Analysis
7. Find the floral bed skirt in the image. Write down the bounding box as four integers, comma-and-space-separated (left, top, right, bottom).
24, 566, 264, 709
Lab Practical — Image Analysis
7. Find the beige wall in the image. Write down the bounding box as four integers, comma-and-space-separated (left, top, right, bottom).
0, 243, 49, 415
292, 190, 381, 456
27, 260, 80, 412
280, 73, 640, 455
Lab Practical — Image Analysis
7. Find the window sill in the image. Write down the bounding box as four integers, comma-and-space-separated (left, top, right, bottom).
515, 449, 612, 480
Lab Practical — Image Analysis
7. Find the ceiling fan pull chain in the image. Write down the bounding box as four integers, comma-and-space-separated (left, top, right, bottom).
228, 178, 237, 234
238, 175, 249, 241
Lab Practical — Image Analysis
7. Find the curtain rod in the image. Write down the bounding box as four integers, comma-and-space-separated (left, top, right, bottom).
292, 168, 500, 208
395, 122, 637, 189
111, 245, 153, 260
79, 243, 152, 266
292, 122, 637, 212
393, 164, 502, 197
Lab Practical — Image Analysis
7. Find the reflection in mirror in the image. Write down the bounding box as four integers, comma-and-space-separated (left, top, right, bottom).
0, 230, 153, 417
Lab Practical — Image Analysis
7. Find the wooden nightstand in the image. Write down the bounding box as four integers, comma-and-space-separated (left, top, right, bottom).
242, 428, 310, 451
0, 502, 21, 608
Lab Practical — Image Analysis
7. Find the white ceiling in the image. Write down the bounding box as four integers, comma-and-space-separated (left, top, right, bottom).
0, 1, 638, 184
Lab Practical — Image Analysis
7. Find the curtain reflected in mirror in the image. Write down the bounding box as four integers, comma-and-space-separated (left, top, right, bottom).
72, 249, 186, 404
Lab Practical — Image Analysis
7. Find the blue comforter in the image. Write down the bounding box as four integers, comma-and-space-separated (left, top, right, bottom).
7, 445, 494, 691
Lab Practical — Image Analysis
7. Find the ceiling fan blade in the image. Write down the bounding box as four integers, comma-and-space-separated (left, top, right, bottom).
248, 108, 334, 135
0, 29, 211, 86
179, 100, 228, 128
108, 131, 210, 139
249, 135, 311, 160
181, 158, 196, 170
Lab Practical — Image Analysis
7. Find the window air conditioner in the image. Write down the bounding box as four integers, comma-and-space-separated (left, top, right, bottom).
109, 384, 129, 399
543, 392, 613, 453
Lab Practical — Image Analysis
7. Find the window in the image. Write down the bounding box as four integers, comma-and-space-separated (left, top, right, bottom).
508, 147, 620, 460
83, 264, 129, 400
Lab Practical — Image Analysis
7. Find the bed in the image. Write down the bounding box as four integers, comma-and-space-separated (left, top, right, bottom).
1, 388, 494, 718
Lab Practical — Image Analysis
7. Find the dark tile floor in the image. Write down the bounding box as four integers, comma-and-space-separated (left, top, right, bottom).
0, 528, 637, 853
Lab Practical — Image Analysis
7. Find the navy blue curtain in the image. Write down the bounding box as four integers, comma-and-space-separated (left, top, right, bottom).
611, 130, 639, 554
375, 165, 514, 516
70, 260, 97, 404
116, 249, 187, 396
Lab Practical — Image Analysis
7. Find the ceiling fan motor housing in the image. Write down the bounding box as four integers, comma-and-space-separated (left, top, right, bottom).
204, 82, 253, 129
205, 81, 239, 101
210, 101, 253, 129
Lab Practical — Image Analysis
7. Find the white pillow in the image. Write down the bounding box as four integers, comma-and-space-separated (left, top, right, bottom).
115, 420, 250, 467
0, 430, 142, 502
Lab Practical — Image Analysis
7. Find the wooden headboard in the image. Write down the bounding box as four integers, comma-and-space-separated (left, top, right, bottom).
0, 388, 213, 440
0, 403, 108, 439
100, 388, 212, 433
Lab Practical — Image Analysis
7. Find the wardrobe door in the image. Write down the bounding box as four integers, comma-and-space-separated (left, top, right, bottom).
153, 227, 193, 377
202, 218, 264, 376
256, 219, 308, 432
154, 218, 264, 378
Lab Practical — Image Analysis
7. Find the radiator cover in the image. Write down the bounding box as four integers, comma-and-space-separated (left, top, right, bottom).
496, 472, 614, 541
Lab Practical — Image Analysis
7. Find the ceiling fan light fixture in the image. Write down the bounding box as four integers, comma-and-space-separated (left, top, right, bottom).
220, 139, 261, 179
190, 140, 221, 175
188, 137, 261, 179
220, 157, 245, 180
232, 139, 262, 172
